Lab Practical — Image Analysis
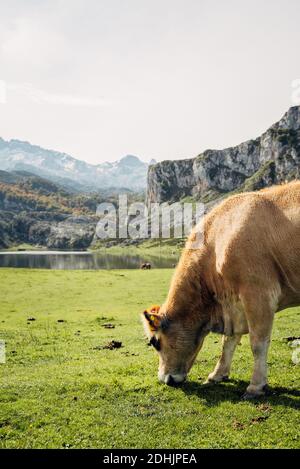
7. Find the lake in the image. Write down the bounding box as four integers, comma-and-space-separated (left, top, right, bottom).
0, 251, 179, 270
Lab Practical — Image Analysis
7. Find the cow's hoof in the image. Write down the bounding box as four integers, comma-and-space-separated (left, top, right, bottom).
204, 375, 229, 385
242, 385, 269, 400
220, 375, 229, 382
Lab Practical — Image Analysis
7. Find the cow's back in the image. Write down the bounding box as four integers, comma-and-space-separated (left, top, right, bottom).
205, 182, 300, 305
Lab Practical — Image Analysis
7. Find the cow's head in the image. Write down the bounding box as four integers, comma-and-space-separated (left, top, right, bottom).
142, 304, 209, 385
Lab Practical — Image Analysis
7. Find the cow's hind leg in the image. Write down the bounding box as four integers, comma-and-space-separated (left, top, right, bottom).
204, 334, 242, 384
242, 290, 277, 399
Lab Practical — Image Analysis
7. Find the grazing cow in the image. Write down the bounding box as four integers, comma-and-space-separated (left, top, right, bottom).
141, 262, 152, 270
142, 182, 300, 398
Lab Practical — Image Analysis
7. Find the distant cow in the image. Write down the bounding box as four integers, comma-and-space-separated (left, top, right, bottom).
141, 263, 151, 270
142, 182, 300, 399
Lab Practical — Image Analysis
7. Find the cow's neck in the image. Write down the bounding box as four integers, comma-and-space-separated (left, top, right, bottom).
164, 247, 223, 331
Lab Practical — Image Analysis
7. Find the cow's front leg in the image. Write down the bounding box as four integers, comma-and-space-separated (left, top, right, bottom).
243, 334, 271, 399
204, 334, 242, 383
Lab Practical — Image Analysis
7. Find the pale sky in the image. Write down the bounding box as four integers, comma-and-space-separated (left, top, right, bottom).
0, 0, 300, 164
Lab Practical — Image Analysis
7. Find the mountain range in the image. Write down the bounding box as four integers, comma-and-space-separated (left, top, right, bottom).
0, 137, 154, 192
1, 106, 299, 250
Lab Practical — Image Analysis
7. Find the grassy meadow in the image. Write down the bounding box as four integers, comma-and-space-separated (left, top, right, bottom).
0, 268, 299, 449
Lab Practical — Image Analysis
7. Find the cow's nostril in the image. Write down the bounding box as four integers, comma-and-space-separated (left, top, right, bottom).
166, 375, 175, 386
166, 375, 184, 386
164, 373, 187, 386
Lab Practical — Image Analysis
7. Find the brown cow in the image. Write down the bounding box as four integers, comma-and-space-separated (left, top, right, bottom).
142, 181, 300, 398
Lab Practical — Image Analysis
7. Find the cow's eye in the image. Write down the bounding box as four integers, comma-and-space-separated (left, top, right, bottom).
149, 336, 161, 351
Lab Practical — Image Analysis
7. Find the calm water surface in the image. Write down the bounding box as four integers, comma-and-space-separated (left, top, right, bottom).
0, 251, 179, 270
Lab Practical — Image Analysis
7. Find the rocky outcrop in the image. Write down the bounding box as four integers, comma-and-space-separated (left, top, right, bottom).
0, 172, 99, 249
31, 216, 96, 250
0, 209, 97, 250
147, 106, 300, 204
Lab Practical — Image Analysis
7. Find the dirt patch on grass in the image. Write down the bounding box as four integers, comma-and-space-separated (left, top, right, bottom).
93, 340, 123, 350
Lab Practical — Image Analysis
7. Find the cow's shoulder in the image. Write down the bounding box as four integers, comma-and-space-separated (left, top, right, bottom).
205, 191, 268, 240
205, 192, 274, 277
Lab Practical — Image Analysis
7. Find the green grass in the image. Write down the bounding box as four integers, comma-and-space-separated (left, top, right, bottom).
0, 268, 299, 449
91, 238, 185, 256
1, 243, 45, 252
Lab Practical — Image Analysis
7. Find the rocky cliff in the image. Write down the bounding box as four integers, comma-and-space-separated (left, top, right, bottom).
0, 171, 101, 249
0, 170, 144, 249
147, 106, 300, 204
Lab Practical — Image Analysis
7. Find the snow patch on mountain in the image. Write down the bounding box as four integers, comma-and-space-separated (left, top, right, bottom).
0, 137, 155, 191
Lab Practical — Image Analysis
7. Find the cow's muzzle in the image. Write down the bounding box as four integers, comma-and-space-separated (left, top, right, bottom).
158, 373, 187, 386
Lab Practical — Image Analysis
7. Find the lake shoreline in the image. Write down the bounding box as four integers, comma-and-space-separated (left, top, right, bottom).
0, 248, 179, 270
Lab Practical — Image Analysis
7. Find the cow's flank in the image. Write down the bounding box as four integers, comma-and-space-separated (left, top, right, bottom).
142, 181, 300, 398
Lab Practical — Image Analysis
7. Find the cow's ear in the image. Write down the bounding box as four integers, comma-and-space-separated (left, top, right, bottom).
141, 307, 162, 338
143, 311, 161, 331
